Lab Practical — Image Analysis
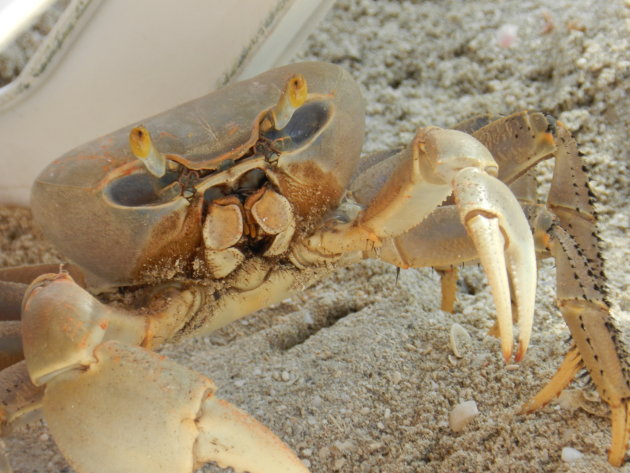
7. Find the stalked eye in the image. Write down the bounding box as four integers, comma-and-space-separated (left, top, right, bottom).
129, 126, 167, 178
268, 73, 308, 130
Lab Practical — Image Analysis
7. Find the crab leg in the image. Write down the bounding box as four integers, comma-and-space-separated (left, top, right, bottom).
520, 345, 583, 413
520, 123, 630, 466
0, 264, 88, 369
0, 263, 86, 322
0, 360, 44, 434
0, 360, 44, 473
0, 282, 24, 322
436, 267, 458, 313
0, 322, 22, 370
307, 127, 536, 361
521, 206, 630, 465
444, 112, 630, 465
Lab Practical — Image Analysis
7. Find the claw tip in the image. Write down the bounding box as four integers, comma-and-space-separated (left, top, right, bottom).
514, 344, 526, 363
502, 346, 512, 364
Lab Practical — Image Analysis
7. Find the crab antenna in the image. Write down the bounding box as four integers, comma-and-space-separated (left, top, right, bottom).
129, 126, 167, 178
269, 74, 308, 130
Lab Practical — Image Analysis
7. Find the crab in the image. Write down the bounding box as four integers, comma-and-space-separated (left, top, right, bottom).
0, 61, 627, 472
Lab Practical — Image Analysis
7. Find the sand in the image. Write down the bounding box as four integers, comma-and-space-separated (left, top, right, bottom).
1, 0, 629, 472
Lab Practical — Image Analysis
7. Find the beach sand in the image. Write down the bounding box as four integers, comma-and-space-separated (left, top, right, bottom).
1, 0, 629, 472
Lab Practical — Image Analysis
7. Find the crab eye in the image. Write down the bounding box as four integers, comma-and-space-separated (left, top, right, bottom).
263, 101, 331, 152
129, 126, 167, 178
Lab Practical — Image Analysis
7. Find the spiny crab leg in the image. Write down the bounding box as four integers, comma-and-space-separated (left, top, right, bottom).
453, 167, 537, 362
19, 273, 309, 473
305, 127, 536, 362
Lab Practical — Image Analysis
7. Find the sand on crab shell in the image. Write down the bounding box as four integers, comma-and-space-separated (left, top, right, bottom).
1, 0, 629, 472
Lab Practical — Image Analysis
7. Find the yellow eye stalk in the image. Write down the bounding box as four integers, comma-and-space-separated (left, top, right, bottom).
269, 73, 308, 130
129, 126, 167, 178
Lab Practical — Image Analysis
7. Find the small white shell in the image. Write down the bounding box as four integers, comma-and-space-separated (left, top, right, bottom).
497, 24, 518, 48
449, 400, 479, 432
561, 446, 584, 462
449, 323, 471, 358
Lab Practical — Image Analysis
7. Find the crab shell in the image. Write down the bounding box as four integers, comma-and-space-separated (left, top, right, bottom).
31, 62, 365, 289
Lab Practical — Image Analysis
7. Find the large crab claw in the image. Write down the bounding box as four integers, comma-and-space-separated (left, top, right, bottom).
41, 342, 307, 473
303, 127, 536, 362
452, 165, 536, 361
17, 273, 308, 473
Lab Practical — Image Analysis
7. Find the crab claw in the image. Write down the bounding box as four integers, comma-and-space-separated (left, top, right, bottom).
40, 342, 309, 473
20, 274, 308, 473
453, 167, 537, 362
